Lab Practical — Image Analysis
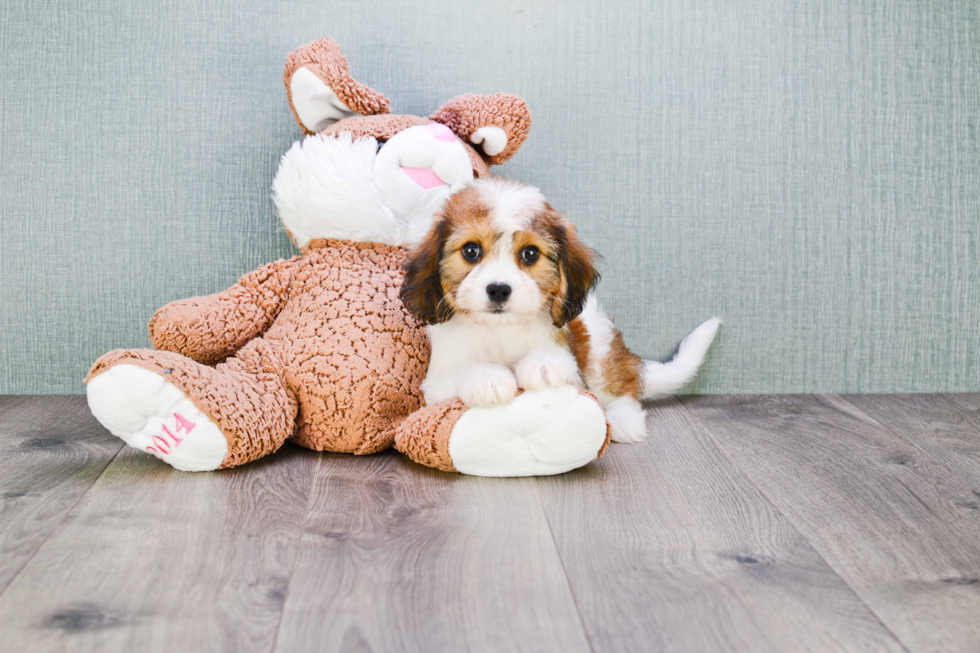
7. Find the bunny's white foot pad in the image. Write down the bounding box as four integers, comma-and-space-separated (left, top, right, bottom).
448, 386, 608, 477
87, 365, 228, 472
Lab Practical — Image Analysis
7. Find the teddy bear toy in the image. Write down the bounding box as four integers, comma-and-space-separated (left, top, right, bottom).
85, 38, 612, 476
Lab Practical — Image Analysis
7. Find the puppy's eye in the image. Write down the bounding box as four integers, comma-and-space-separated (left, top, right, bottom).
520, 245, 540, 265
461, 242, 482, 262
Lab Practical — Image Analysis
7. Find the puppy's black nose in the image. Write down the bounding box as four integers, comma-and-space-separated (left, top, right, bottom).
486, 283, 512, 303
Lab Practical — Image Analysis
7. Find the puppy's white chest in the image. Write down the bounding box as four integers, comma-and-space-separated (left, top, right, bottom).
428, 317, 557, 368
482, 324, 554, 365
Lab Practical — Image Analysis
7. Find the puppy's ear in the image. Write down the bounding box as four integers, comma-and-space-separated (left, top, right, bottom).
548, 210, 599, 327
401, 218, 453, 325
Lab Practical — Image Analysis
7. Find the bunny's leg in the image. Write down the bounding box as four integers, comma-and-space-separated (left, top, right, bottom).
394, 387, 610, 477
86, 339, 296, 472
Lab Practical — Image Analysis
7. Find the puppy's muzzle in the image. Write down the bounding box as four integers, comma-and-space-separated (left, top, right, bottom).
486, 283, 512, 305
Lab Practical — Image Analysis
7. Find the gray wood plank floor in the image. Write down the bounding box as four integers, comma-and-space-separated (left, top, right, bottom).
0, 394, 977, 653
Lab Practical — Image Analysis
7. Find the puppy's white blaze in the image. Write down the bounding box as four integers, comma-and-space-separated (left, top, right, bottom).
472, 178, 546, 232
642, 317, 722, 397
455, 232, 542, 315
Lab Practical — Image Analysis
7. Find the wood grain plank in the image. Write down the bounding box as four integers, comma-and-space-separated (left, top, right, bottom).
943, 394, 980, 410
939, 394, 980, 431
0, 396, 122, 595
683, 395, 980, 653
0, 440, 318, 653
535, 398, 905, 653
273, 450, 592, 653
841, 394, 980, 498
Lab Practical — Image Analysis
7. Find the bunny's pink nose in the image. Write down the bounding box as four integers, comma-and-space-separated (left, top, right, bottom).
427, 123, 456, 142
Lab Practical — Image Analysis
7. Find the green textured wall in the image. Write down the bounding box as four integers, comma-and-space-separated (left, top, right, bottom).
2, 0, 978, 394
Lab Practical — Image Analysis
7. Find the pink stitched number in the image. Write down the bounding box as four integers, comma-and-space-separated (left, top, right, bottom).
147, 413, 196, 456
151, 436, 172, 454
161, 424, 183, 447
173, 412, 196, 435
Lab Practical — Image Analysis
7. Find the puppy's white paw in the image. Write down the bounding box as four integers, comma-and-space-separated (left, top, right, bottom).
87, 364, 228, 471
606, 397, 648, 443
457, 364, 518, 407
515, 349, 580, 392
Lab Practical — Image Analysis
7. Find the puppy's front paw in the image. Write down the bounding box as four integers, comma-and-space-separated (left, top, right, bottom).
457, 364, 518, 407
515, 349, 580, 391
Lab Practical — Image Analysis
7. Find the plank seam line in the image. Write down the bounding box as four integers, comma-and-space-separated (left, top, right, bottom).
530, 479, 597, 653
676, 395, 914, 653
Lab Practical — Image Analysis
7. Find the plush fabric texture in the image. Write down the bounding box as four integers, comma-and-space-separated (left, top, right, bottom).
284, 37, 391, 132
88, 238, 610, 472
321, 114, 429, 143
86, 363, 231, 471
271, 134, 397, 248
394, 398, 467, 472
156, 240, 425, 455
320, 115, 492, 180
89, 240, 430, 464
445, 387, 612, 477
394, 391, 612, 475
286, 38, 503, 179
148, 259, 297, 366
86, 343, 297, 469
430, 93, 531, 166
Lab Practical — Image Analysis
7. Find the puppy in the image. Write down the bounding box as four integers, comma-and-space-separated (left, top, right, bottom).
401, 178, 720, 443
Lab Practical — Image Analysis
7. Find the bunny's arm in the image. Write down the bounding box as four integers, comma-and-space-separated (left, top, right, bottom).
149, 258, 299, 365
430, 93, 531, 166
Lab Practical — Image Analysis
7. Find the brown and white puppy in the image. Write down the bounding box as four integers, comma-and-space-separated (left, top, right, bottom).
401, 178, 720, 443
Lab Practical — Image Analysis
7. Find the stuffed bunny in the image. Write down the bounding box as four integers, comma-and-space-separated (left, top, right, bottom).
85, 38, 611, 475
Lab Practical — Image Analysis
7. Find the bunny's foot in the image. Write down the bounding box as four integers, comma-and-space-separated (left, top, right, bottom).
87, 364, 227, 472
396, 386, 610, 477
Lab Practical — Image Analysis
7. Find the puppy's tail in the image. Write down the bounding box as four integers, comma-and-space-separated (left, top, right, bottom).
641, 318, 721, 398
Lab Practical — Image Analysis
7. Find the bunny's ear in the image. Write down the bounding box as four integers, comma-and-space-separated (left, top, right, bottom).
284, 38, 391, 134
429, 93, 531, 166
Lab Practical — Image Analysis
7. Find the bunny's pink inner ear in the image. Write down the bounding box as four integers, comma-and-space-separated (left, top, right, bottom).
430, 93, 531, 166
284, 37, 391, 134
